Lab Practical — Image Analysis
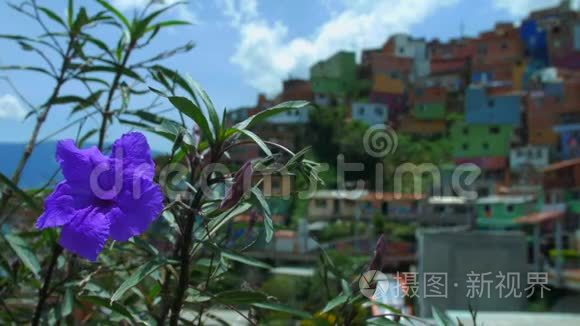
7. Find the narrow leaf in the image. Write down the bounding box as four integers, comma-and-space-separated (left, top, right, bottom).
3, 233, 41, 277
97, 0, 131, 29
233, 101, 310, 130
110, 259, 165, 303
0, 173, 39, 211
252, 302, 311, 319
322, 294, 349, 313
237, 129, 272, 156
168, 96, 213, 143
251, 188, 273, 242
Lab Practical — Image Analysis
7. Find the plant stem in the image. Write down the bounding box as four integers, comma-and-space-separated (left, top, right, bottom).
0, 39, 74, 213
196, 253, 215, 325
31, 244, 63, 326
97, 43, 135, 151
169, 187, 204, 325
168, 215, 195, 325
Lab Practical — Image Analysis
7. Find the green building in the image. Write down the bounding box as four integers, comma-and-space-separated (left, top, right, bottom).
476, 195, 538, 229
412, 102, 446, 120
450, 121, 513, 158
310, 51, 357, 97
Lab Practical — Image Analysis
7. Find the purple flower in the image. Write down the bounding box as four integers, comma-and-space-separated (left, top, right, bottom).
35, 132, 163, 261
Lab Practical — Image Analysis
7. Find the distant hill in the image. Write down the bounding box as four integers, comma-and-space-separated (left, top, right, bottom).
0, 142, 62, 189
0, 142, 162, 189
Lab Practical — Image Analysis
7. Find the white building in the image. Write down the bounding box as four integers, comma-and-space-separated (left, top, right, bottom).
510, 145, 549, 171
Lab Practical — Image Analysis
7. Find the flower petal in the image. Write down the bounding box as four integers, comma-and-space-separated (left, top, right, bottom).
111, 132, 155, 180
109, 178, 163, 241
35, 182, 92, 229
59, 207, 110, 261
56, 139, 108, 188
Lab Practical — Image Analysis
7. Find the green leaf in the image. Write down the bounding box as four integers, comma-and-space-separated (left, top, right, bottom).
150, 65, 196, 99
432, 306, 455, 326
322, 294, 349, 313
67, 0, 74, 27
82, 296, 135, 322
188, 78, 221, 140
366, 317, 399, 325
0, 65, 54, 78
168, 96, 213, 143
237, 129, 272, 156
147, 20, 191, 32
97, 0, 131, 30
38, 7, 67, 28
252, 302, 312, 319
79, 65, 143, 82
60, 287, 74, 318
221, 250, 271, 269
250, 188, 273, 242
233, 101, 310, 130
110, 259, 165, 303
214, 290, 267, 305
0, 172, 39, 211
3, 233, 41, 277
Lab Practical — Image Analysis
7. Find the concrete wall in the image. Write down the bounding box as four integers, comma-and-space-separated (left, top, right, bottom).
417, 229, 528, 318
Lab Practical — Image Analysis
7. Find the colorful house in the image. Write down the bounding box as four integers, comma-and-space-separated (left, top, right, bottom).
381, 34, 430, 81
410, 86, 447, 120
471, 23, 524, 85
351, 102, 388, 126
509, 145, 550, 171
543, 158, 580, 215
476, 195, 537, 228
465, 85, 522, 126
310, 51, 357, 105
450, 121, 512, 170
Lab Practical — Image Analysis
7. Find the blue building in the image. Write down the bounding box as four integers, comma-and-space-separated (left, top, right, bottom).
465, 86, 522, 126
351, 102, 388, 126
554, 124, 580, 160
267, 106, 310, 124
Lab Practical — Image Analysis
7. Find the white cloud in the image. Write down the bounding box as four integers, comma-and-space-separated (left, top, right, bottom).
226, 0, 459, 95
219, 0, 257, 27
111, 0, 197, 23
0, 94, 27, 120
492, 0, 579, 17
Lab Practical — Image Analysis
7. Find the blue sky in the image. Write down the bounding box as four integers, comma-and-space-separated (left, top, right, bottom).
0, 0, 576, 152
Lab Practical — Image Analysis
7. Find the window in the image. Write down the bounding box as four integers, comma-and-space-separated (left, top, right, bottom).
535, 149, 542, 158
506, 204, 514, 213
462, 143, 469, 151
501, 42, 509, 50
374, 107, 383, 116
482, 142, 489, 150
463, 127, 469, 135
488, 99, 495, 107
359, 107, 365, 115
434, 205, 445, 213
315, 199, 327, 208
484, 204, 492, 217
489, 126, 500, 134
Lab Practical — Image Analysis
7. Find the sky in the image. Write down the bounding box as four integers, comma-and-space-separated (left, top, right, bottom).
0, 0, 577, 152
